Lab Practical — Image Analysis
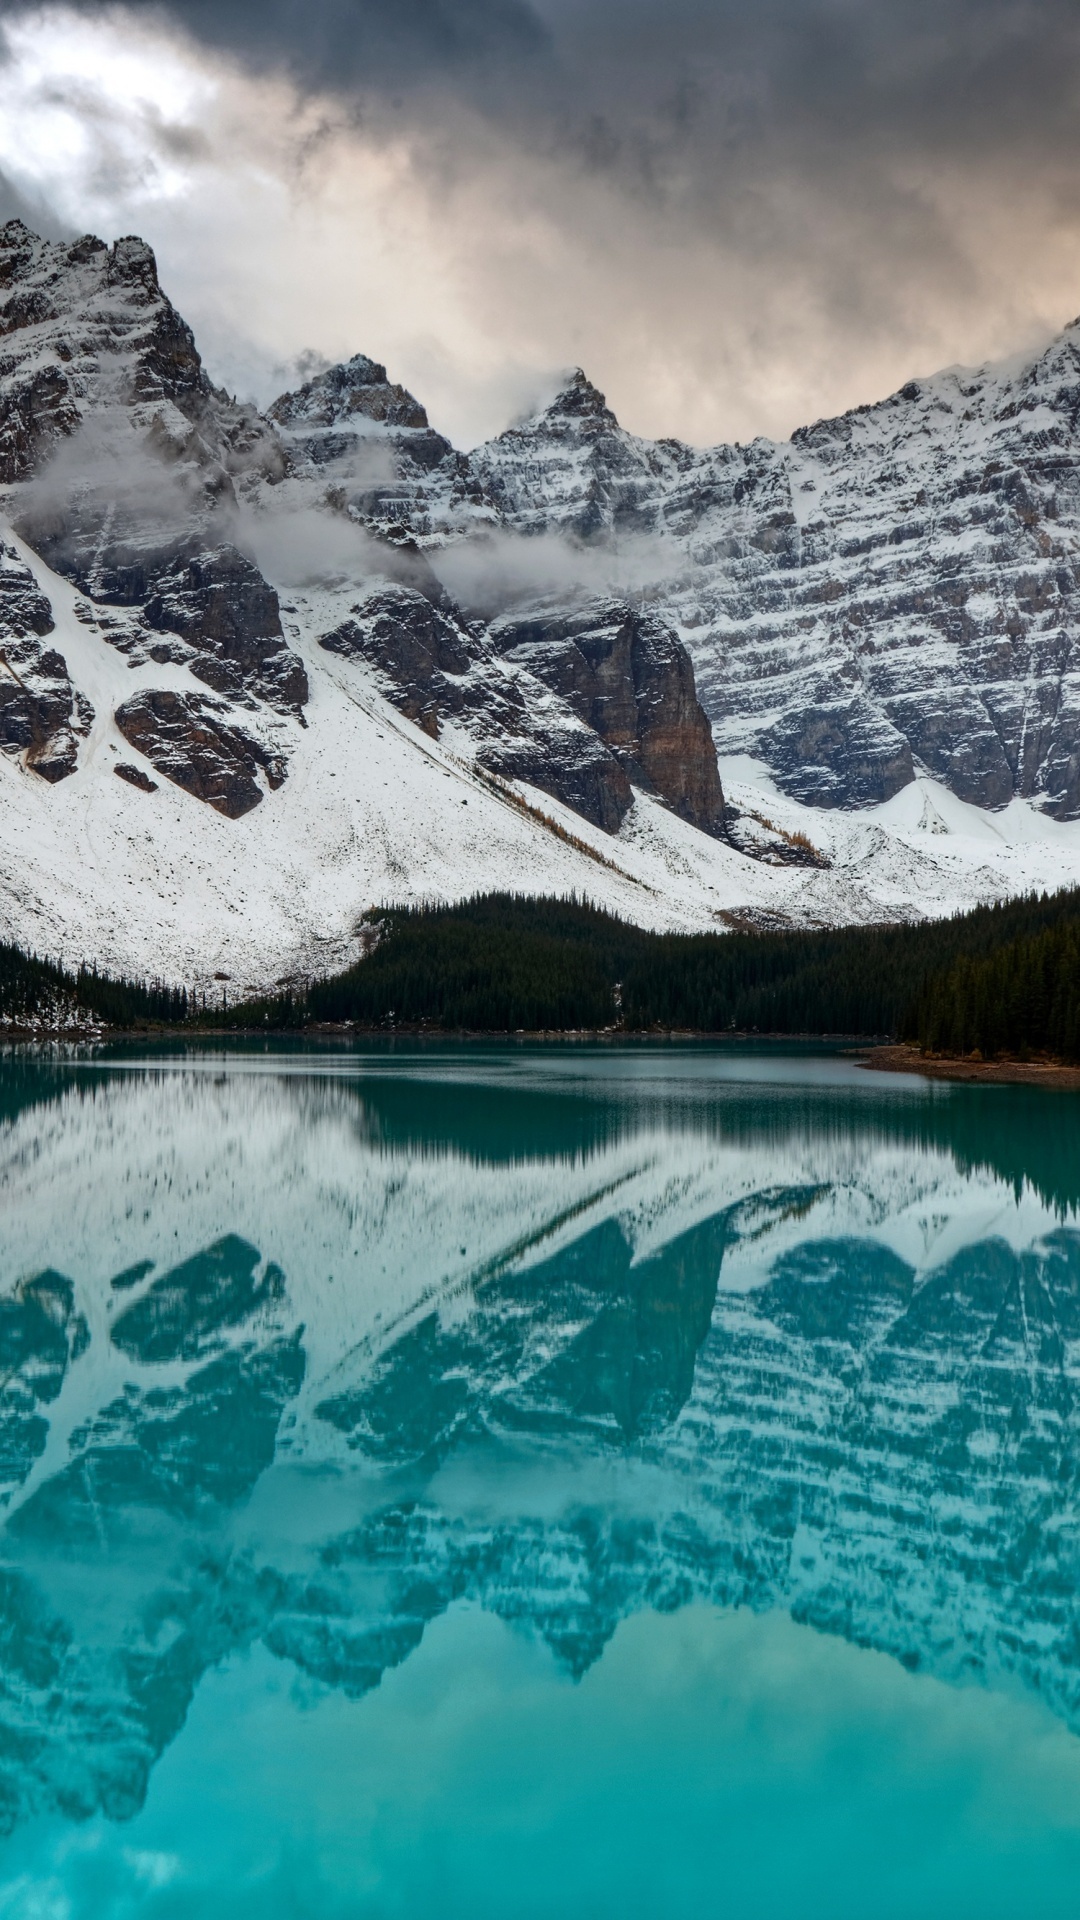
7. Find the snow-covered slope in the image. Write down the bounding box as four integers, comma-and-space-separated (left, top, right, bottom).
6, 526, 1080, 987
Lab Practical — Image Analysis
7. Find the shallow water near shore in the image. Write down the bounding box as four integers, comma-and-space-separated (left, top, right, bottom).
1, 1039, 1079, 1917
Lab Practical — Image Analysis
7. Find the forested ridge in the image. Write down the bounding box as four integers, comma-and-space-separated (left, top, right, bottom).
227, 887, 1080, 1052
2, 888, 1078, 1055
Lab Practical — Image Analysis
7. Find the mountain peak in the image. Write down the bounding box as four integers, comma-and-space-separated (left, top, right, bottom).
0, 221, 159, 291
268, 353, 429, 433
0, 222, 209, 483
543, 368, 617, 425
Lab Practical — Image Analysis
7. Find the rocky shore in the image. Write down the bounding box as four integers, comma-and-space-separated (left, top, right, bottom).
858, 1043, 1080, 1088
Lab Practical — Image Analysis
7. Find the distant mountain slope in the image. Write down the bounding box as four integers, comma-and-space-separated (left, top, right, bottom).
465, 351, 1080, 817
265, 316, 1080, 824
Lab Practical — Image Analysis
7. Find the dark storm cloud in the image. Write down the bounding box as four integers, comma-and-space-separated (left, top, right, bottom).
4, 0, 1080, 445
524, 1, 1080, 226
13, 0, 1080, 344
12, 0, 1078, 186
33, 0, 555, 93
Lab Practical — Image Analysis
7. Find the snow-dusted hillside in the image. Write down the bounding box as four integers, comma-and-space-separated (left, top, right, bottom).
2, 216, 1080, 984
5, 528, 1080, 988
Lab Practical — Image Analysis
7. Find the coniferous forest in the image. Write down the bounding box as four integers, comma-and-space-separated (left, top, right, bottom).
911, 920, 1080, 1060
291, 889, 1080, 1051
0, 945, 190, 1031
2, 887, 1079, 1057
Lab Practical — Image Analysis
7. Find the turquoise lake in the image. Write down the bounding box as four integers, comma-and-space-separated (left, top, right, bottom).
1, 1040, 1080, 1916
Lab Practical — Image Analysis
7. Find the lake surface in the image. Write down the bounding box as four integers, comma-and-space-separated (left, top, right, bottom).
1, 1039, 1080, 1917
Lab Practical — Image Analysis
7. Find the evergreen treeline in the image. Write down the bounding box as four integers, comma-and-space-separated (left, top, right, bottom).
913, 922, 1080, 1061
0, 943, 189, 1030
231, 886, 1080, 1045
308, 897, 640, 1032
0, 943, 76, 1026
73, 965, 190, 1028
2, 886, 1079, 1054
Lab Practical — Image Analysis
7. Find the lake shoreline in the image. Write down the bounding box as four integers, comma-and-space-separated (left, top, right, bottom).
3, 1022, 886, 1047
7, 1029, 1079, 1088
856, 1042, 1080, 1088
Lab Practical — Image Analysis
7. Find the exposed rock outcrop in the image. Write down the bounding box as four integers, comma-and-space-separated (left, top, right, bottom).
320, 585, 471, 736
758, 695, 915, 809
113, 762, 157, 793
114, 688, 287, 817
25, 516, 308, 714
475, 725, 634, 833
489, 598, 726, 834
319, 585, 639, 831
142, 545, 306, 711
0, 541, 53, 638
0, 638, 88, 783
0, 543, 90, 780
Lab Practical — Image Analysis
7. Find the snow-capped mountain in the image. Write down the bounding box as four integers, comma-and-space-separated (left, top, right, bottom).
466, 357, 1080, 819
3, 216, 1080, 985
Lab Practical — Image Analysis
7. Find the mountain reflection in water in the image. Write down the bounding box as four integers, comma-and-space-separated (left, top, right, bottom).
0, 1041, 1078, 1848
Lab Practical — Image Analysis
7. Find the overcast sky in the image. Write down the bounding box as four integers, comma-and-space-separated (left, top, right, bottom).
2, 0, 1080, 447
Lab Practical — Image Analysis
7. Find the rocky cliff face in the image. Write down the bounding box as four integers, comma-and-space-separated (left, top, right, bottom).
0, 543, 91, 780
464, 355, 1080, 816
316, 581, 635, 829
315, 577, 723, 833
113, 688, 288, 817
488, 598, 726, 834
0, 221, 305, 811
0, 221, 725, 847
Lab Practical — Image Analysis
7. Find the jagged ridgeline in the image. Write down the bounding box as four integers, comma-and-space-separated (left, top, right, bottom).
2, 888, 1078, 1047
